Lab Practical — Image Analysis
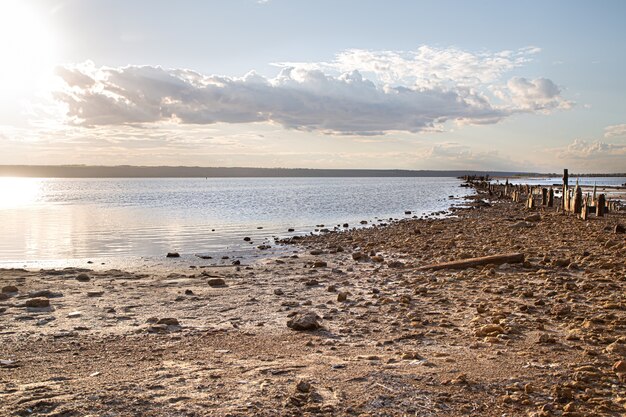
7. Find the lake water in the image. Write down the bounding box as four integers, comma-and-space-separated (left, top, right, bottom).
0, 177, 472, 263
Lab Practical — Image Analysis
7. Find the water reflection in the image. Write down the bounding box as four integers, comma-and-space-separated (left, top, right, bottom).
0, 177, 43, 209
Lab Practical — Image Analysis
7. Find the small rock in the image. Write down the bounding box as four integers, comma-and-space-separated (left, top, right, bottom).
1, 285, 18, 293
207, 278, 226, 287
337, 292, 348, 302
243, 237, 251, 241
157, 318, 180, 326
25, 298, 50, 308
313, 260, 327, 268
287, 311, 322, 331
524, 214, 542, 222
67, 311, 82, 318
166, 252, 180, 258
388, 260, 405, 268
510, 221, 534, 229
76, 274, 90, 282
274, 288, 284, 295
352, 252, 368, 261
87, 291, 104, 297
475, 324, 505, 337
615, 224, 625, 234
296, 380, 311, 393
613, 360, 626, 373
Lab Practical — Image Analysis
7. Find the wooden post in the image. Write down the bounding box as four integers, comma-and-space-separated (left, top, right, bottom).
526, 193, 534, 209
573, 183, 582, 215
562, 169, 568, 213
541, 188, 548, 206
548, 187, 554, 208
592, 182, 597, 206
581, 195, 588, 220
596, 194, 605, 217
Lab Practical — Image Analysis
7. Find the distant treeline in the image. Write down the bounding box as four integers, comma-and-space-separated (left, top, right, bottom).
0, 165, 620, 178
0, 165, 553, 178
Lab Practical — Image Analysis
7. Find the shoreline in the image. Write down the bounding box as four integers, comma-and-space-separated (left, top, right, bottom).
1, 186, 626, 416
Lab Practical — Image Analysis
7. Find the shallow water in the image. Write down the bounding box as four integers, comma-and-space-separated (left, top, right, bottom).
0, 177, 472, 262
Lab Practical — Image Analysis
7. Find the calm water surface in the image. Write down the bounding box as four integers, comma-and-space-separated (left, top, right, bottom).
0, 177, 472, 262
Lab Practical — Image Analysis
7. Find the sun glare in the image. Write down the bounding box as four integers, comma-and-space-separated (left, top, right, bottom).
0, 178, 43, 209
0, 1, 57, 97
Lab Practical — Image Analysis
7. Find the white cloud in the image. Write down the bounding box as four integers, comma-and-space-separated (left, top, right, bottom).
604, 124, 626, 138
51, 46, 570, 135
501, 77, 572, 111
557, 138, 626, 159
275, 46, 541, 88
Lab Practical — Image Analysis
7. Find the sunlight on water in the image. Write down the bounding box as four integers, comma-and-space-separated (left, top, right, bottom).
0, 177, 477, 261
0, 177, 43, 209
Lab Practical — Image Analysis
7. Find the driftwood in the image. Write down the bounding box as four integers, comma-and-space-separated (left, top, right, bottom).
418, 253, 525, 271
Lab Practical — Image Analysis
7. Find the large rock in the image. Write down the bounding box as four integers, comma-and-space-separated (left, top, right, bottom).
287, 311, 322, 331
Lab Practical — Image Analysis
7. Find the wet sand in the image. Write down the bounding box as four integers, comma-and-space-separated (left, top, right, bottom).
1, 190, 626, 416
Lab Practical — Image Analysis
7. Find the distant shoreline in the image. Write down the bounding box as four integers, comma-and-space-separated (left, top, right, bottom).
0, 165, 623, 178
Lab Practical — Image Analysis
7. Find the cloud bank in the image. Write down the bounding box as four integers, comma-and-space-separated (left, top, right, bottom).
53, 46, 571, 135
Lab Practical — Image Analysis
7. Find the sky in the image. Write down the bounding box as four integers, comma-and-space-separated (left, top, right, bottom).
0, 0, 625, 173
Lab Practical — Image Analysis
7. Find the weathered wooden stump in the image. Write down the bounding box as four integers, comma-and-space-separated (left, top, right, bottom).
548, 187, 554, 208
596, 194, 606, 217
581, 195, 589, 220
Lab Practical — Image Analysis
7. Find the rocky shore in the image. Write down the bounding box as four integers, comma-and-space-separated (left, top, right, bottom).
1, 188, 626, 416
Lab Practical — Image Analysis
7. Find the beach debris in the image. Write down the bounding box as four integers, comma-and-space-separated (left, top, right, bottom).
166, 252, 180, 258
313, 260, 327, 268
287, 311, 322, 331
87, 291, 104, 297
418, 253, 524, 271
67, 311, 82, 318
615, 224, 625, 234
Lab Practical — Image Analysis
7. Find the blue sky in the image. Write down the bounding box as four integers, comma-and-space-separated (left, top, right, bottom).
1, 0, 625, 172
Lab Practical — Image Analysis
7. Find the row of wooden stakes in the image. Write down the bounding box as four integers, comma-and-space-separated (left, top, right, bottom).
463, 171, 621, 220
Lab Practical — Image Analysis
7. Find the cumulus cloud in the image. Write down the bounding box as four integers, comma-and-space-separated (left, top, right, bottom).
499, 77, 572, 111
557, 139, 626, 159
275, 46, 541, 88
52, 46, 570, 135
604, 124, 626, 138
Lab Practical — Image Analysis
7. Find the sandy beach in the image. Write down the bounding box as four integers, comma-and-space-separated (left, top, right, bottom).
1, 188, 626, 416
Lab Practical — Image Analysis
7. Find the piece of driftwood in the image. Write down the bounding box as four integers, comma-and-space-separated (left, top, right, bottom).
418, 253, 525, 271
